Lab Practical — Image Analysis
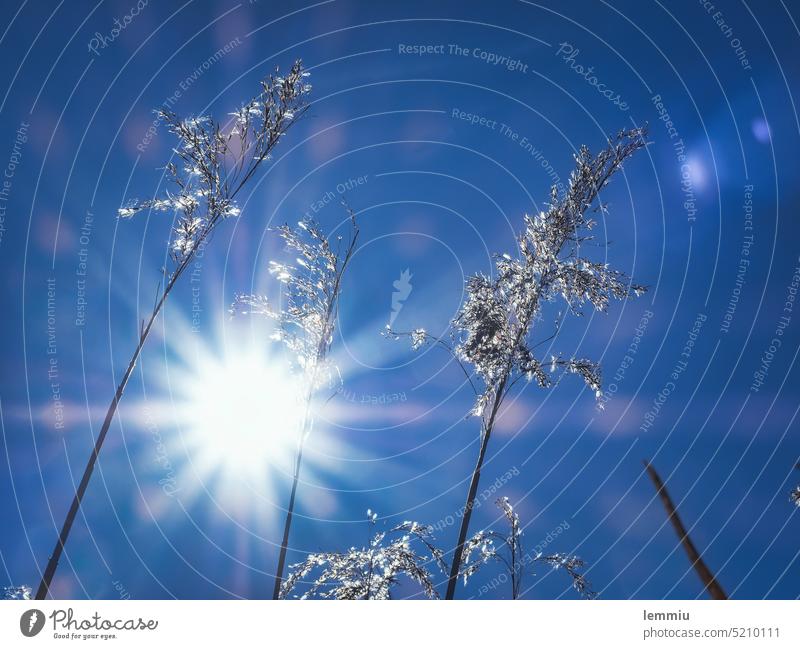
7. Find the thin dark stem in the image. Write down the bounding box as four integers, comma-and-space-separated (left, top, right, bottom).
272, 434, 307, 599
271, 347, 317, 600
35, 276, 175, 600
643, 460, 727, 600
510, 527, 519, 599
364, 542, 376, 600
386, 329, 478, 396
271, 349, 325, 599
444, 375, 508, 600
430, 338, 479, 396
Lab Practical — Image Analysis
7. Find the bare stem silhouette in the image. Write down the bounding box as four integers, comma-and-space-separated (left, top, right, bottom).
643, 460, 727, 600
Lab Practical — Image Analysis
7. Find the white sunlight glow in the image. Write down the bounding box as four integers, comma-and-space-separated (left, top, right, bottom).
178, 345, 304, 485
138, 314, 364, 518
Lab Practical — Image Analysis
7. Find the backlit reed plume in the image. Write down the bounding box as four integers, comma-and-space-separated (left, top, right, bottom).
281, 511, 446, 599
234, 206, 359, 599
460, 497, 595, 599
388, 128, 648, 599
35, 61, 310, 600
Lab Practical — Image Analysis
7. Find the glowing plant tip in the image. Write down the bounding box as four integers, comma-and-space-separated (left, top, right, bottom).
120, 60, 310, 268
3, 585, 32, 600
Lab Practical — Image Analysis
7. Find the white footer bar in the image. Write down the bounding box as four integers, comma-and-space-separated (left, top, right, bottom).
1, 600, 797, 647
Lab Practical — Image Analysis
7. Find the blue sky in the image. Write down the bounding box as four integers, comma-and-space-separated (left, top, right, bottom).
1, 0, 800, 599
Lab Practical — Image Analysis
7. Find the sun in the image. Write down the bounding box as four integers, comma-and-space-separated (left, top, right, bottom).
176, 344, 305, 485
137, 316, 360, 515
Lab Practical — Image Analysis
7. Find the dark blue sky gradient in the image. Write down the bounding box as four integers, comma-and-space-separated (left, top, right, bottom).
1, 0, 800, 599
